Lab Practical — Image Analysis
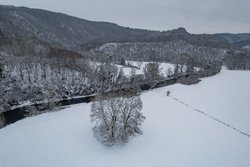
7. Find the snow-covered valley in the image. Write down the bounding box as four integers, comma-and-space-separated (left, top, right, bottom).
0, 68, 250, 167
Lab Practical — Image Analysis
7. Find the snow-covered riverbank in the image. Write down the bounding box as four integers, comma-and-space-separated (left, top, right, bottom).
0, 68, 249, 167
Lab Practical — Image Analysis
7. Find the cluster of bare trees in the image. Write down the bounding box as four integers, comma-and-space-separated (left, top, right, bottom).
142, 62, 196, 86
0, 53, 141, 113
90, 94, 145, 146
94, 40, 227, 68
1, 44, 220, 115
0, 51, 211, 114
0, 54, 86, 111
96, 40, 250, 71
224, 50, 250, 70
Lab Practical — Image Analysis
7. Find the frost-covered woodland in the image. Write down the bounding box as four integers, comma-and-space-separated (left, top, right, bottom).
0, 3, 250, 167
0, 37, 238, 114
0, 5, 249, 127
93, 40, 250, 70
94, 41, 227, 65
0, 52, 124, 112
0, 51, 187, 113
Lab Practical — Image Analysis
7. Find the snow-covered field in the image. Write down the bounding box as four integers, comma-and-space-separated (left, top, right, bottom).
117, 61, 176, 77
117, 61, 200, 77
123, 61, 176, 76
0, 68, 250, 167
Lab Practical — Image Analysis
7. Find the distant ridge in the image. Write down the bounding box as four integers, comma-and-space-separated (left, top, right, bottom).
0, 5, 157, 50
0, 5, 249, 51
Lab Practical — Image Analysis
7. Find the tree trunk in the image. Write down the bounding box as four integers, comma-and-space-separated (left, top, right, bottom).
0, 113, 6, 128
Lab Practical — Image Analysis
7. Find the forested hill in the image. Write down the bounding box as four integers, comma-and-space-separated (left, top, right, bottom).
0, 5, 237, 52
0, 4, 250, 127
0, 5, 158, 50
215, 33, 250, 45
0, 5, 249, 71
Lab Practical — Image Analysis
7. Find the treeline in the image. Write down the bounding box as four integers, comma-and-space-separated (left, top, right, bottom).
0, 52, 198, 113
0, 37, 225, 114
223, 50, 250, 70
93, 40, 226, 68
82, 33, 232, 51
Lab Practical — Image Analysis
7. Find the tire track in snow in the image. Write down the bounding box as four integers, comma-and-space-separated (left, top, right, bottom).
168, 95, 250, 138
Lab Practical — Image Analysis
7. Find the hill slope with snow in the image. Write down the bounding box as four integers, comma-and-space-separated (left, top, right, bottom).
0, 68, 250, 167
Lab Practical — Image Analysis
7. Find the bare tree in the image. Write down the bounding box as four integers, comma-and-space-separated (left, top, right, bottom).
120, 57, 126, 65
25, 106, 39, 117
90, 94, 145, 146
95, 63, 119, 92
137, 62, 143, 69
143, 62, 162, 85
0, 63, 3, 79
43, 88, 58, 110
0, 113, 6, 128
174, 64, 180, 76
166, 68, 173, 78
116, 68, 127, 87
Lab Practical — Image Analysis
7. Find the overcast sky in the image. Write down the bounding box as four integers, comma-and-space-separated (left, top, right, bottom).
1, 0, 250, 33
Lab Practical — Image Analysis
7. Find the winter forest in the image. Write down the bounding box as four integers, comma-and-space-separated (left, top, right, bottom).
0, 3, 250, 167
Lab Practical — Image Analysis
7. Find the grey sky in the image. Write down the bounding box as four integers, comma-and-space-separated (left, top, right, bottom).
1, 0, 250, 33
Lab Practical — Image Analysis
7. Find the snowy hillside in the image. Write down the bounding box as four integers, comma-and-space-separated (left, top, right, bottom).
117, 61, 200, 77
0, 68, 250, 167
